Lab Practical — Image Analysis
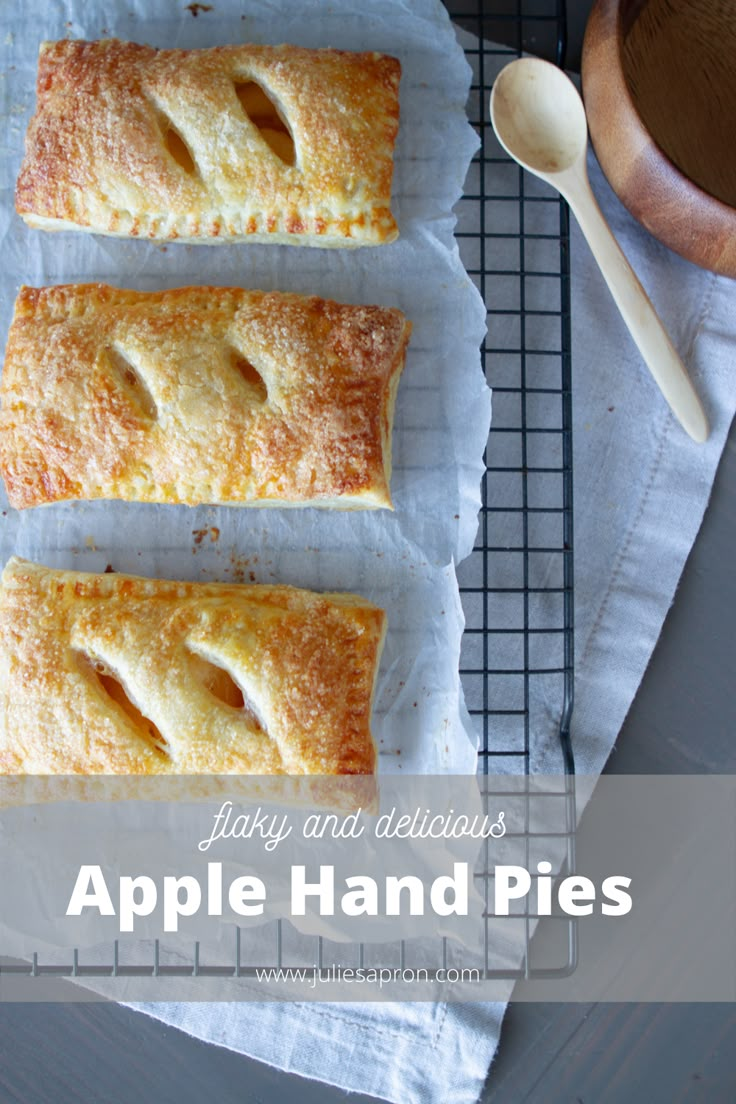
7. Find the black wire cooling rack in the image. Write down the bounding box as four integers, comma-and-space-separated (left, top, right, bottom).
454, 0, 574, 780
1, 0, 576, 990
453, 0, 577, 979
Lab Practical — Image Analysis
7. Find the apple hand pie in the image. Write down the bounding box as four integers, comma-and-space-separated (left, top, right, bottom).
15, 38, 401, 247
0, 283, 411, 510
0, 558, 385, 776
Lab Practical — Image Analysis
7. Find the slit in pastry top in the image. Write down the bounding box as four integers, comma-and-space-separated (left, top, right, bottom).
15, 38, 401, 247
0, 283, 412, 511
234, 80, 297, 167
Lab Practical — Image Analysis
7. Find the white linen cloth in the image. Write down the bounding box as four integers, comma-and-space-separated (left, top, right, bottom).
127, 111, 736, 1104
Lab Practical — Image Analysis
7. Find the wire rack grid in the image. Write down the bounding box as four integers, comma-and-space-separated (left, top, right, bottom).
1, 0, 576, 990
453, 0, 577, 980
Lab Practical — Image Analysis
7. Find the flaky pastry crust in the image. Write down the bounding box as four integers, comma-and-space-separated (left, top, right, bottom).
16, 38, 401, 247
0, 558, 385, 776
0, 283, 411, 510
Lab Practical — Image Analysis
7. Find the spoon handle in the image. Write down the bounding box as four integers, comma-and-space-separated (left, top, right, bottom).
566, 173, 709, 443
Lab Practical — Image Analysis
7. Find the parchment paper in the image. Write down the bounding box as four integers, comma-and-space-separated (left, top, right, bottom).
0, 0, 489, 775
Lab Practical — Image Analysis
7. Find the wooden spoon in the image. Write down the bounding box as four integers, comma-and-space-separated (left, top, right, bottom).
490, 57, 709, 444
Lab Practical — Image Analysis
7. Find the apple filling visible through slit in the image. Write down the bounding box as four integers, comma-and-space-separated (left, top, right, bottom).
235, 81, 296, 166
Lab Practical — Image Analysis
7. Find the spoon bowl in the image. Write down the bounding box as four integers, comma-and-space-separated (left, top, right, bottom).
490, 57, 587, 177
489, 57, 708, 444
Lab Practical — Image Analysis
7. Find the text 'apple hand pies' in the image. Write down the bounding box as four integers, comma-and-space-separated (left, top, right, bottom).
15, 38, 401, 247
0, 284, 411, 510
0, 557, 385, 776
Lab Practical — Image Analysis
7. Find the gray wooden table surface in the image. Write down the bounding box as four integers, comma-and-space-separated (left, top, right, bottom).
1, 3, 735, 1101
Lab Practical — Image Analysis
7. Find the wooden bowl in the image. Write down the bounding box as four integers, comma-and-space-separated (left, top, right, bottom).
582, 0, 736, 277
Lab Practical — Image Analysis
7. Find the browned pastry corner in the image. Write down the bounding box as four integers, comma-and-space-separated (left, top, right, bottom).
0, 557, 386, 776
0, 283, 411, 510
15, 38, 401, 247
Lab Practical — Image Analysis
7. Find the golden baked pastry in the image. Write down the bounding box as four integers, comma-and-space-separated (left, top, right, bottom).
15, 38, 401, 247
0, 557, 385, 776
0, 283, 411, 510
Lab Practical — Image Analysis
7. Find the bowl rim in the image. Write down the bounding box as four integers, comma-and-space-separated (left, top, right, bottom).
583, 0, 736, 224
